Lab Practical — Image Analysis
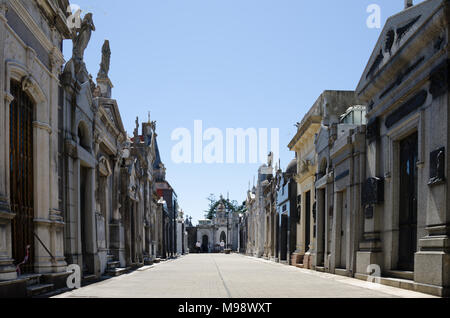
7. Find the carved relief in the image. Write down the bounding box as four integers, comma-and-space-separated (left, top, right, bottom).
384, 29, 395, 54
366, 50, 384, 79
396, 15, 421, 44
428, 147, 445, 186
362, 177, 384, 206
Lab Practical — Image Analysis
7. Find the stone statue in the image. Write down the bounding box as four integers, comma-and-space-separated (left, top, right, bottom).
267, 151, 273, 167
72, 13, 95, 61
98, 40, 111, 79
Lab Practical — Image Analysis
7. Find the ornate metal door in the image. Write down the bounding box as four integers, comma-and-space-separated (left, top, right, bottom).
202, 235, 208, 253
398, 132, 418, 271
305, 191, 311, 252
280, 214, 288, 261
340, 190, 347, 269
10, 80, 34, 274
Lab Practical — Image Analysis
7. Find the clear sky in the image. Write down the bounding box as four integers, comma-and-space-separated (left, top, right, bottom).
63, 0, 425, 225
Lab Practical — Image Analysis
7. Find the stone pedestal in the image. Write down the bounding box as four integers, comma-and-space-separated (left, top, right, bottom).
303, 252, 313, 269
97, 77, 113, 99
414, 234, 450, 297
356, 251, 383, 275
0, 199, 16, 281
109, 221, 125, 267
291, 252, 304, 266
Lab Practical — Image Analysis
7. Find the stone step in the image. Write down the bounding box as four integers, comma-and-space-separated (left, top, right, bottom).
19, 274, 42, 286
107, 254, 115, 262
334, 268, 349, 277
315, 266, 325, 272
107, 261, 120, 270
105, 267, 129, 277
153, 258, 161, 264
144, 259, 154, 266
34, 287, 72, 298
130, 262, 144, 269
384, 270, 414, 281
26, 283, 54, 297
82, 274, 97, 283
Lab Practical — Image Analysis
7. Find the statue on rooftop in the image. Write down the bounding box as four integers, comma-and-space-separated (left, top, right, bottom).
72, 13, 95, 61
98, 40, 111, 79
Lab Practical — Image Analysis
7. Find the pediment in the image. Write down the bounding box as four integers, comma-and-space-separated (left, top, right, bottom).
357, 0, 444, 94
76, 81, 94, 112
99, 99, 126, 135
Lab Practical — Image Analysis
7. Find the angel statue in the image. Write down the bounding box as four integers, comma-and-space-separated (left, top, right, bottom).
72, 13, 95, 61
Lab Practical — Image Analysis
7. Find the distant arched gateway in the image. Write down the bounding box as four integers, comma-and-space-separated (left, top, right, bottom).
220, 231, 226, 245
202, 235, 209, 253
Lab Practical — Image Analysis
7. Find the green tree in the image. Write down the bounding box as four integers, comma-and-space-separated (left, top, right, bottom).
204, 195, 247, 220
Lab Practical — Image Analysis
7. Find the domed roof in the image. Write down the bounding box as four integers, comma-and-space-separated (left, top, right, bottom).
286, 158, 297, 174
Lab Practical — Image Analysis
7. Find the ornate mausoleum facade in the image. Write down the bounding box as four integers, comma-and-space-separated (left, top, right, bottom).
244, 0, 450, 297
354, 0, 450, 296
196, 200, 242, 253
0, 0, 185, 297
0, 0, 71, 296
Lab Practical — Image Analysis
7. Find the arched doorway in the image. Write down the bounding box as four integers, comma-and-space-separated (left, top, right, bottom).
202, 235, 209, 253
10, 80, 35, 274
220, 231, 226, 246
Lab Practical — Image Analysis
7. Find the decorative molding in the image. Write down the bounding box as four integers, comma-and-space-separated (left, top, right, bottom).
335, 170, 349, 182
33, 120, 52, 134
396, 15, 421, 44
379, 56, 425, 100
385, 90, 427, 129
9, 0, 61, 55
366, 117, 379, 143
366, 50, 384, 79
429, 59, 448, 100
4, 91, 14, 104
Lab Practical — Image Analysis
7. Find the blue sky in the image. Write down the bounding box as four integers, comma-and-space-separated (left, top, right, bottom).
63, 0, 424, 224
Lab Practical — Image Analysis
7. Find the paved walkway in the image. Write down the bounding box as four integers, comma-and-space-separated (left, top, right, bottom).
54, 254, 434, 298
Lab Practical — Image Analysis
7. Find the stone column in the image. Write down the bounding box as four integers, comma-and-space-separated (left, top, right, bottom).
356, 139, 382, 276
33, 121, 52, 274
0, 6, 16, 279
85, 167, 100, 276
330, 191, 342, 273
314, 188, 325, 268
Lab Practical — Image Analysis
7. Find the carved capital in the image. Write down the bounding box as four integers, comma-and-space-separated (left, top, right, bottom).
65, 139, 78, 158
33, 121, 52, 134
4, 91, 14, 104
